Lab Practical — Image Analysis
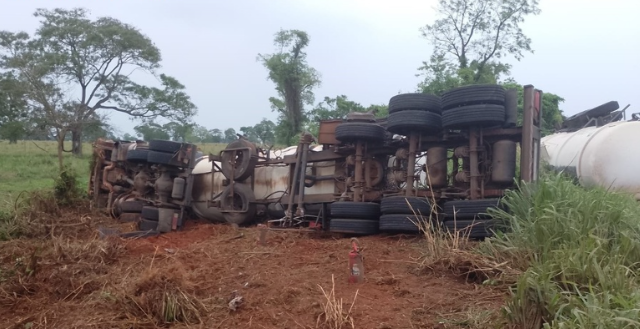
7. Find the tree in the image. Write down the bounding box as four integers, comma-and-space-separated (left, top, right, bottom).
223, 128, 236, 143
418, 0, 541, 91
258, 29, 321, 145
209, 128, 223, 143
0, 8, 197, 160
502, 80, 564, 136
240, 118, 276, 146
133, 122, 170, 141
0, 73, 29, 143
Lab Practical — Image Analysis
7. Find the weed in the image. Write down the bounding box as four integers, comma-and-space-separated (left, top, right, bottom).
316, 274, 358, 329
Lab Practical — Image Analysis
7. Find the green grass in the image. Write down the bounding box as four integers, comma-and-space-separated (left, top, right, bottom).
0, 140, 91, 207
481, 172, 640, 328
0, 140, 228, 209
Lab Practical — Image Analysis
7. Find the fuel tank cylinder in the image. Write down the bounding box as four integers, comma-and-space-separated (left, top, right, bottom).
189, 145, 335, 222
541, 121, 640, 200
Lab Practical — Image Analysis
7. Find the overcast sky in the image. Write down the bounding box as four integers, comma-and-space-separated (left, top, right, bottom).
1, 0, 638, 137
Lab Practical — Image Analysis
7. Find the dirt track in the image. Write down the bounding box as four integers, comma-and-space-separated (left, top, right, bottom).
0, 213, 505, 329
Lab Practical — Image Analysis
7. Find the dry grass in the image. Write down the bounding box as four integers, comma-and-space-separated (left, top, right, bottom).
121, 264, 209, 325
316, 274, 358, 329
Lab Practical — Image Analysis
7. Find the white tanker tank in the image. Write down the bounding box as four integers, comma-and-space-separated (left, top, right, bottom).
189, 144, 334, 222
541, 120, 640, 200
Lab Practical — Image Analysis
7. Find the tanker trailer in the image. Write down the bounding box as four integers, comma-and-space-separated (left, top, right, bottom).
541, 115, 640, 200
89, 83, 544, 238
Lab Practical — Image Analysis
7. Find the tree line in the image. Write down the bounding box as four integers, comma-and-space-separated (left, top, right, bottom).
0, 0, 563, 169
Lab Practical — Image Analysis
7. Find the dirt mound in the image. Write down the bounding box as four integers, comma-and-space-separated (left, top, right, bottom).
0, 217, 507, 329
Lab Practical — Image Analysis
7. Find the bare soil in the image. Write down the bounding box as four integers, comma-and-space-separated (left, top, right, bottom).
0, 209, 507, 329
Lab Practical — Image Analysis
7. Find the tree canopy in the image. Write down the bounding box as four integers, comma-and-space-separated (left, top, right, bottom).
258, 29, 321, 145
0, 7, 196, 163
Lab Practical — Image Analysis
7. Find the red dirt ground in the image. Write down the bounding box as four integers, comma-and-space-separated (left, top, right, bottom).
0, 213, 507, 329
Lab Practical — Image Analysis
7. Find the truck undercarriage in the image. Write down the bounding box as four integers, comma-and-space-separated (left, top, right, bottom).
89, 84, 543, 238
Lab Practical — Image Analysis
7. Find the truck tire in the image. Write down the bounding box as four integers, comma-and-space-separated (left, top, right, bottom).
126, 149, 149, 163
386, 110, 442, 135
379, 214, 425, 233
141, 206, 160, 221
329, 219, 379, 235
221, 139, 258, 182
220, 183, 256, 225
441, 104, 505, 129
335, 122, 385, 143
442, 199, 503, 219
148, 140, 183, 153
388, 93, 441, 114
330, 202, 380, 220
442, 219, 496, 239
441, 84, 506, 110
380, 196, 433, 215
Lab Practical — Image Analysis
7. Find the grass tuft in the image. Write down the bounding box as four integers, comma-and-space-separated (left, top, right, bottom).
482, 172, 640, 328
316, 274, 358, 329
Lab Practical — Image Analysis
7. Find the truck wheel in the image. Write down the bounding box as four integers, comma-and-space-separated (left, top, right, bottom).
148, 140, 184, 153
386, 110, 442, 135
221, 139, 258, 182
126, 149, 149, 163
441, 84, 506, 110
379, 214, 426, 233
329, 219, 379, 235
380, 196, 433, 215
442, 199, 504, 220
442, 219, 496, 239
330, 202, 380, 219
388, 93, 441, 114
441, 104, 505, 129
335, 122, 385, 143
220, 183, 256, 225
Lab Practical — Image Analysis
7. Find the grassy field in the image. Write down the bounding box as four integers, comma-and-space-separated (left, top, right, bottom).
0, 140, 228, 208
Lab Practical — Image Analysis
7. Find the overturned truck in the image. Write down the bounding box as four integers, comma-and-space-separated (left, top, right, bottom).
89, 84, 543, 238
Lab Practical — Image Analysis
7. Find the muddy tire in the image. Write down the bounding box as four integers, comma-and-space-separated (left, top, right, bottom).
126, 149, 149, 163
329, 219, 379, 235
139, 218, 158, 231
220, 183, 256, 225
441, 84, 506, 110
335, 122, 385, 143
141, 206, 160, 221
442, 219, 496, 239
380, 196, 433, 215
442, 199, 503, 219
379, 214, 426, 233
441, 104, 505, 129
147, 151, 186, 167
386, 110, 442, 135
119, 200, 145, 213
388, 93, 441, 114
148, 140, 183, 153
221, 139, 258, 181
330, 202, 380, 220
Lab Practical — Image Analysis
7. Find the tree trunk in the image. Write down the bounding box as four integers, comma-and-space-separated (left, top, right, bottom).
71, 128, 83, 157
56, 131, 65, 172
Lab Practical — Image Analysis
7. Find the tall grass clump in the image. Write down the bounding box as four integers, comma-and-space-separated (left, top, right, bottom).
483, 172, 640, 328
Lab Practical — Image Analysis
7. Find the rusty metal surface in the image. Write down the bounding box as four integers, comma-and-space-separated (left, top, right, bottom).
426, 147, 447, 188
491, 140, 517, 184
318, 120, 341, 145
